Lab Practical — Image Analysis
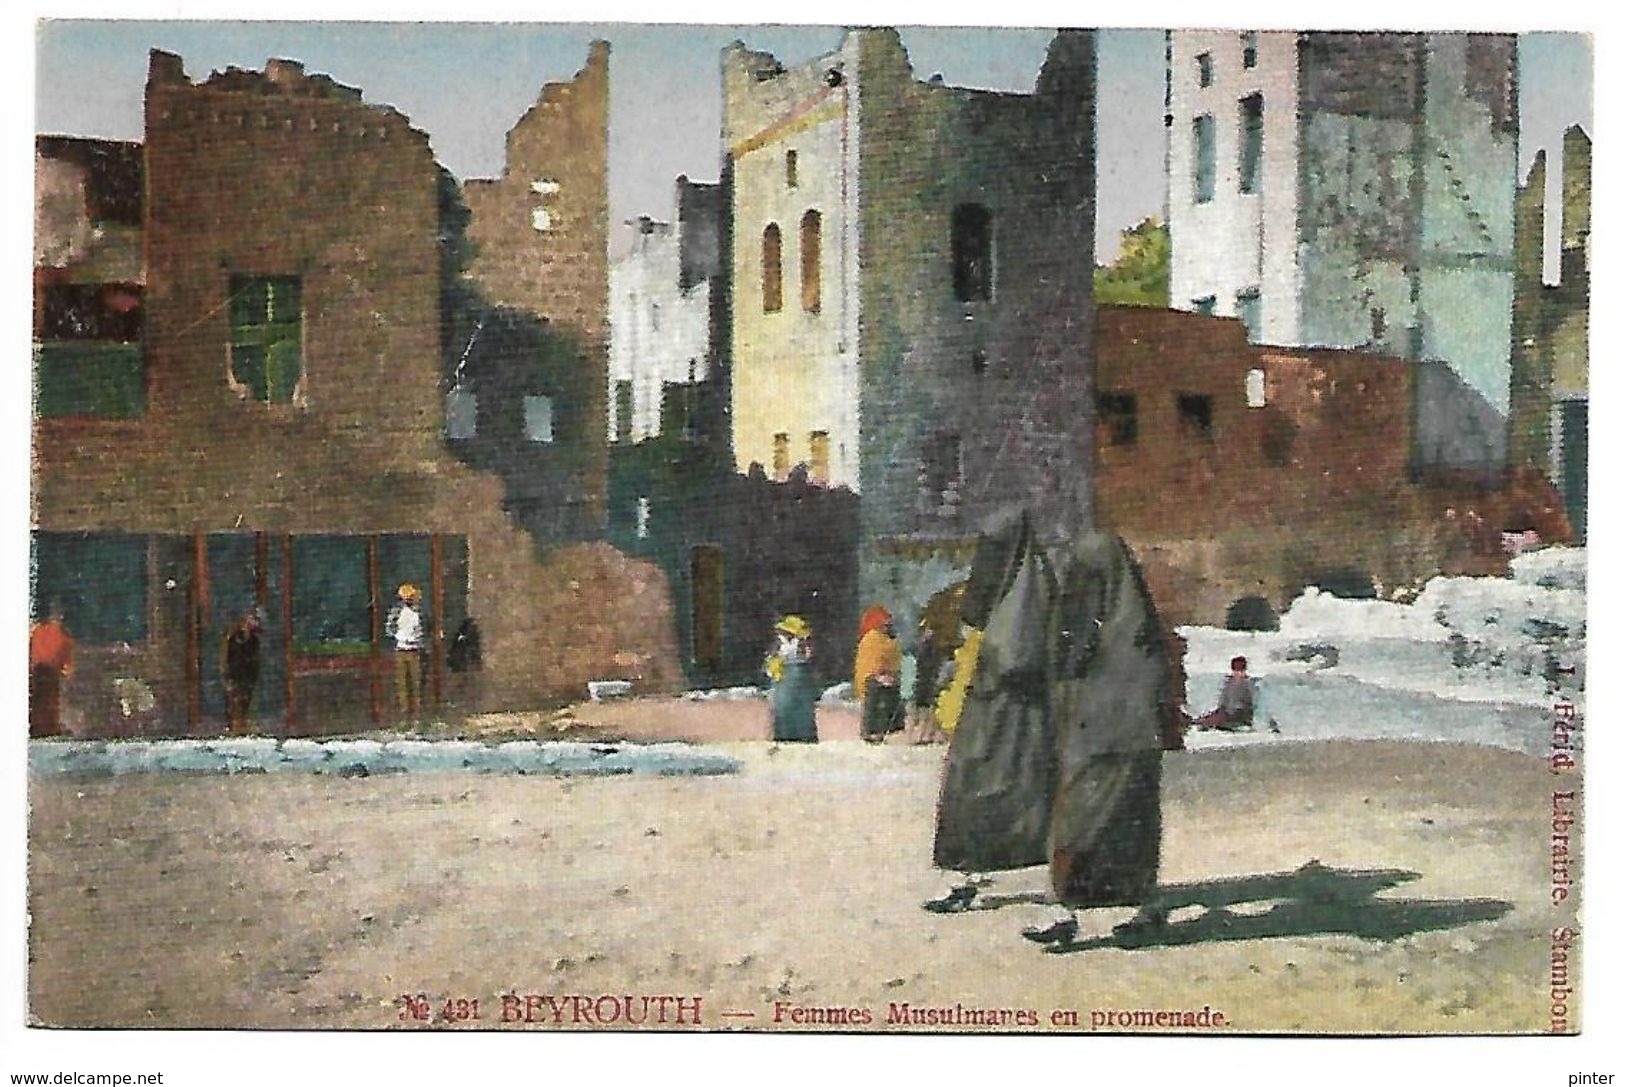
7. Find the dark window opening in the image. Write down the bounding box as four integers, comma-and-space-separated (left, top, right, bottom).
660, 382, 694, 438
1307, 569, 1378, 600
31, 532, 149, 645
1226, 595, 1277, 631
772, 432, 790, 481
761, 224, 783, 314
809, 430, 830, 484
800, 210, 822, 314
1236, 289, 1262, 341
918, 432, 963, 518
229, 275, 302, 404
1193, 295, 1217, 316
1241, 32, 1258, 69
615, 379, 634, 443
290, 535, 370, 654
1193, 115, 1216, 203
37, 283, 143, 342
1197, 52, 1214, 87
1177, 393, 1214, 439
951, 204, 994, 303
1239, 94, 1264, 195
786, 149, 799, 188
1097, 392, 1139, 447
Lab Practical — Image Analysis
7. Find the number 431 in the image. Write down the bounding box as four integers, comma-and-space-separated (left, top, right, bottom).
442, 998, 481, 1022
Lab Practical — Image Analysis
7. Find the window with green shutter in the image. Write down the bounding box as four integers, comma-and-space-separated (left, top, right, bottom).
229, 275, 303, 404
35, 342, 145, 418
33, 282, 145, 419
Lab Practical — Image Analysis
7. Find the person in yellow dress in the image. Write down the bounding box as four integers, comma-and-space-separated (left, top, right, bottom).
933, 625, 984, 736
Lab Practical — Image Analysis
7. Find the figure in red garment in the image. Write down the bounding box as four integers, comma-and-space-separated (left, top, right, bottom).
30, 604, 75, 738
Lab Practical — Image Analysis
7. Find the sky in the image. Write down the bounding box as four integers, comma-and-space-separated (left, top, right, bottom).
31, 19, 1592, 266
34, 23, 1591, 266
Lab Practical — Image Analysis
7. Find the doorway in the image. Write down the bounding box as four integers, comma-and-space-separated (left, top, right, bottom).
690, 544, 724, 674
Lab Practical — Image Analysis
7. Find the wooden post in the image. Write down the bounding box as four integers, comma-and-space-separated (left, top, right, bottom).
282, 535, 296, 734
187, 533, 207, 733
429, 534, 444, 709
368, 535, 383, 725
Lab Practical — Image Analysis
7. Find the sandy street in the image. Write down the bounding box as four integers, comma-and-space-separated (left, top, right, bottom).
26, 702, 1578, 1035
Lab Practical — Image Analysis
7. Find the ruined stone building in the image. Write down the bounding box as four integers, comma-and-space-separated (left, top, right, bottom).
34, 137, 145, 422
1510, 125, 1590, 539
608, 177, 724, 446
459, 41, 612, 541
31, 50, 677, 738
1166, 31, 1520, 473
1093, 304, 1573, 626
605, 172, 856, 689
724, 28, 1097, 632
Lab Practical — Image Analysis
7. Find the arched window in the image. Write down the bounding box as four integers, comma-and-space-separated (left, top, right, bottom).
800, 210, 822, 314
951, 204, 993, 302
761, 223, 783, 314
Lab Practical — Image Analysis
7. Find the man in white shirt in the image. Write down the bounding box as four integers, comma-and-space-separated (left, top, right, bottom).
386, 583, 425, 720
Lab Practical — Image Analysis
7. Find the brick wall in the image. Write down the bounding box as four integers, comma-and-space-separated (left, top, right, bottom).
32, 50, 679, 731
464, 42, 611, 533
1094, 306, 1436, 624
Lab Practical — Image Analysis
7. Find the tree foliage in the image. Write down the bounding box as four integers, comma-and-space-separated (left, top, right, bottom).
1094, 217, 1170, 308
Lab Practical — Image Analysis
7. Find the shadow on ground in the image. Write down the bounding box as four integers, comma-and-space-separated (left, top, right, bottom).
1043, 860, 1512, 953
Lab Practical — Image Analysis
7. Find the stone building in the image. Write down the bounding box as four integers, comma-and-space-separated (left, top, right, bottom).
724, 28, 1098, 630
1166, 31, 1519, 472
607, 177, 725, 447
30, 50, 677, 737
1509, 125, 1590, 539
461, 41, 612, 540
607, 173, 854, 688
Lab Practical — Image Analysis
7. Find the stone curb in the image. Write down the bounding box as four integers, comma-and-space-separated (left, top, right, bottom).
27, 738, 741, 779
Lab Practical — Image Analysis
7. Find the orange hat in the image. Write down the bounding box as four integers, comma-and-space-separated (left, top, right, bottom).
399, 583, 422, 603
858, 605, 892, 639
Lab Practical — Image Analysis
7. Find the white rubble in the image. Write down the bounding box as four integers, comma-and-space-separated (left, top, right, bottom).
1180, 547, 1585, 757
819, 682, 857, 706
586, 680, 635, 701
682, 686, 766, 701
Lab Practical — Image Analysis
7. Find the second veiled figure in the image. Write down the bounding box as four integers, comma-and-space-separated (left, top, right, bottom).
926, 509, 1175, 948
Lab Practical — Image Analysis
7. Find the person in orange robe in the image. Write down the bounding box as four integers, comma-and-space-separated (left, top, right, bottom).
853, 605, 903, 744
30, 605, 75, 738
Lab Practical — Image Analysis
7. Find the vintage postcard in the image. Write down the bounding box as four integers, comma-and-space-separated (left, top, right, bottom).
20, 9, 1599, 1064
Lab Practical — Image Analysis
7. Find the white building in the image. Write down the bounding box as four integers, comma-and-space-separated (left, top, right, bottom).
608, 211, 713, 444
1167, 31, 1519, 467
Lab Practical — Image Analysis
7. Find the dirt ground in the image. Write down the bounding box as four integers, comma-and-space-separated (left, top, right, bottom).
26, 698, 1579, 1034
